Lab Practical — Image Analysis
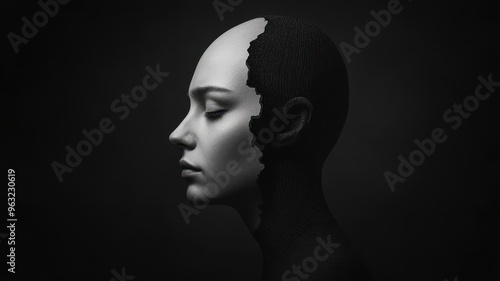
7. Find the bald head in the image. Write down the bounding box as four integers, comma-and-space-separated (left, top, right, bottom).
172, 18, 268, 210
188, 15, 348, 164
246, 16, 349, 163
189, 18, 267, 95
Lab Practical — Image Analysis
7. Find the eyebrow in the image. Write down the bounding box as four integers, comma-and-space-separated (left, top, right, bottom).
188, 86, 232, 97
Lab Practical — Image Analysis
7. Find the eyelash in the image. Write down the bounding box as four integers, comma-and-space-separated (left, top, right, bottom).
204, 109, 227, 120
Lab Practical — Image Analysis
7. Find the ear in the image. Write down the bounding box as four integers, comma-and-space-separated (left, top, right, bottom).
273, 97, 313, 148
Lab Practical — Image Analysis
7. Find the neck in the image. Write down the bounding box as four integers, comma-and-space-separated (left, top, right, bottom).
253, 156, 336, 259
244, 154, 371, 281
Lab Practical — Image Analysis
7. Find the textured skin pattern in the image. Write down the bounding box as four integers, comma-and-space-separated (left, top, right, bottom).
245, 16, 371, 280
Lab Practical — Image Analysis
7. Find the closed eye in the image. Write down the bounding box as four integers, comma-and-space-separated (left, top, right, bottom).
204, 109, 227, 120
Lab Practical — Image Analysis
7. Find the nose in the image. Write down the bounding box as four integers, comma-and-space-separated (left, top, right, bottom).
169, 116, 196, 150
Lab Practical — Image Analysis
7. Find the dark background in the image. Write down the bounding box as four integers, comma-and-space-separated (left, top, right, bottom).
3, 0, 499, 280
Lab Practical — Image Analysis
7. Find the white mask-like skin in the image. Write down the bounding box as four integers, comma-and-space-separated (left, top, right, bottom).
169, 18, 267, 231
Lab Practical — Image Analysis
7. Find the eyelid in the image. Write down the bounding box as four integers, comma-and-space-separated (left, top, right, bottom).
205, 92, 235, 106
187, 92, 234, 117
204, 109, 227, 120
205, 98, 227, 111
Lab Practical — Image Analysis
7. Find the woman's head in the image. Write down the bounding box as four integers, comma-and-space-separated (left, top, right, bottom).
169, 18, 266, 209
170, 15, 348, 212
246, 16, 349, 164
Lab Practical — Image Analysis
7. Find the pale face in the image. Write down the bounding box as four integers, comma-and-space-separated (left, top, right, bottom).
169, 18, 266, 209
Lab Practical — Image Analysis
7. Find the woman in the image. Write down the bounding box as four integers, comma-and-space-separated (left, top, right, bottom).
170, 16, 371, 281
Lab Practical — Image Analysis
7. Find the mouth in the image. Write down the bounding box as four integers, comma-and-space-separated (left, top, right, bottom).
179, 159, 201, 178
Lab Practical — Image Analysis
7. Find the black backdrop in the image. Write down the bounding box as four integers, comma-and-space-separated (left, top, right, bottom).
3, 0, 499, 280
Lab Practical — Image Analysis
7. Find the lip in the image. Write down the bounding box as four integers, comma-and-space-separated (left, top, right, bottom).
179, 159, 201, 178
181, 169, 201, 178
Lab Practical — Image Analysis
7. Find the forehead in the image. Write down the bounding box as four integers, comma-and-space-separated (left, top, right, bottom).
189, 18, 267, 92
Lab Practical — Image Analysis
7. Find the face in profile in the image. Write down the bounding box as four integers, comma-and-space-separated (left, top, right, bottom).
169, 18, 266, 210
170, 16, 365, 280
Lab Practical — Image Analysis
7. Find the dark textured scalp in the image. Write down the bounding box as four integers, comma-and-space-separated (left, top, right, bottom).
246, 15, 349, 162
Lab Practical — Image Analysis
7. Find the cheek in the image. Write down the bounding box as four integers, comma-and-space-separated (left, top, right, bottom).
194, 112, 263, 202
202, 115, 255, 169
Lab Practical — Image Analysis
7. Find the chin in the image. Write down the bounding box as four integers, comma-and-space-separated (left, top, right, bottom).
186, 184, 204, 201
187, 182, 235, 206
186, 184, 216, 205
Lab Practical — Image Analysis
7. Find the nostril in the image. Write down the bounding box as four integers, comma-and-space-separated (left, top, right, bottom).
169, 133, 182, 147
169, 127, 183, 145
168, 133, 176, 145
169, 130, 195, 150
169, 117, 195, 149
